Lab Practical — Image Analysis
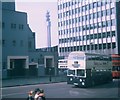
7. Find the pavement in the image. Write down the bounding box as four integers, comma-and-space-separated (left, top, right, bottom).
2, 76, 67, 87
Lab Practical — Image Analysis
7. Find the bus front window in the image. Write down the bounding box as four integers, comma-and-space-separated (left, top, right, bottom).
67, 69, 75, 76
77, 69, 85, 76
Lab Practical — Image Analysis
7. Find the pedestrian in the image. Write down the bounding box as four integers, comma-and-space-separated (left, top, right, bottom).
26, 90, 34, 100
34, 88, 46, 100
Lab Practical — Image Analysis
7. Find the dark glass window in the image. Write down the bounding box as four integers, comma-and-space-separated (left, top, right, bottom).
80, 46, 82, 51
13, 40, 16, 46
58, 5, 60, 10
86, 35, 89, 40
75, 18, 78, 23
111, 19, 115, 26
78, 7, 81, 13
83, 26, 86, 31
72, 19, 74, 24
107, 32, 110, 37
11, 23, 16, 29
72, 28, 74, 33
68, 2, 70, 6
98, 22, 102, 28
101, 1, 106, 6
90, 14, 93, 19
86, 4, 89, 10
82, 6, 85, 12
102, 10, 106, 16
66, 11, 69, 16
90, 24, 93, 29
107, 43, 111, 49
93, 13, 97, 18
106, 20, 111, 27
106, 9, 110, 16
102, 21, 106, 27
94, 23, 97, 28
69, 19, 71, 24
90, 34, 93, 39
75, 27, 78, 32
91, 44, 93, 50
87, 45, 90, 50
93, 2, 97, 8
69, 28, 71, 33
97, 11, 101, 18
75, 8, 77, 14
99, 44, 102, 49
112, 31, 115, 37
90, 3, 93, 9
98, 33, 101, 38
86, 25, 89, 30
77, 46, 79, 51
103, 44, 106, 49
87, 15, 89, 20
66, 20, 68, 25
97, 2, 101, 7
111, 8, 114, 14
102, 32, 106, 38
94, 34, 97, 39
112, 43, 116, 49
72, 9, 74, 15
95, 44, 97, 50
82, 16, 86, 21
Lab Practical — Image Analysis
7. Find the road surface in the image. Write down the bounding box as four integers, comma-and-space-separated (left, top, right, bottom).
2, 79, 120, 99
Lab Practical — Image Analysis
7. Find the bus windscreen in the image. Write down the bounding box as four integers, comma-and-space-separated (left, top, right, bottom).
77, 69, 85, 76
68, 69, 75, 76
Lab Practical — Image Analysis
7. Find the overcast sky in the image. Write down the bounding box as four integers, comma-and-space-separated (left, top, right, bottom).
15, 0, 58, 48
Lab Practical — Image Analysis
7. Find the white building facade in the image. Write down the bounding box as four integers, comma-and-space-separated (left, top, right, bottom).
58, 0, 120, 58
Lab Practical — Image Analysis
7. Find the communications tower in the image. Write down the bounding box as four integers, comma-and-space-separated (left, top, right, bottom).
46, 11, 51, 47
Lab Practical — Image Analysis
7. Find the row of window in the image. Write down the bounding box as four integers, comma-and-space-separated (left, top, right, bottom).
70, 56, 111, 61
59, 31, 115, 43
59, 13, 115, 27
59, 43, 116, 52
58, 8, 114, 18
112, 57, 120, 60
0, 22, 24, 30
58, 20, 115, 35
58, 1, 111, 10
2, 40, 33, 49
58, 17, 115, 28
112, 66, 120, 71
86, 56, 111, 61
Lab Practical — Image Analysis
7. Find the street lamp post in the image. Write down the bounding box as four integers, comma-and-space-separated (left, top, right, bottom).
49, 68, 52, 82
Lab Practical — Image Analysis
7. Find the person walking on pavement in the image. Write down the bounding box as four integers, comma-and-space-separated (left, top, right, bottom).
26, 91, 34, 100
34, 88, 46, 100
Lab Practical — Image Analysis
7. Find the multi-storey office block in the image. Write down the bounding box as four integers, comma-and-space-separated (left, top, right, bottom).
58, 0, 120, 58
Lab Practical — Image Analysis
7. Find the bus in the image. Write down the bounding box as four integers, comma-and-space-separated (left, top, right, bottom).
112, 54, 120, 79
67, 51, 112, 87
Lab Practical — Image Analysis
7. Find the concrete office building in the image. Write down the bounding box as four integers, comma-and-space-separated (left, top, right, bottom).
2, 2, 58, 78
58, 0, 120, 58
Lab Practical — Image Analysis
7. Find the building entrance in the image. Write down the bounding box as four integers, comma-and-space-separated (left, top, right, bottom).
9, 59, 26, 77
7, 56, 28, 77
45, 57, 55, 75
